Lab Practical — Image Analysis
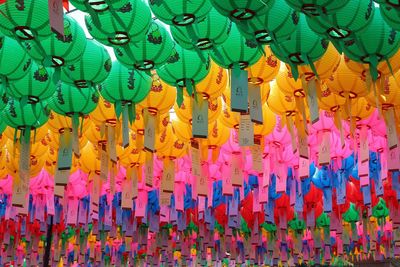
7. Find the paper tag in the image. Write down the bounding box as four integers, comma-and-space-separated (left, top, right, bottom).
144, 112, 156, 152
46, 194, 55, 216
54, 185, 65, 198
48, 0, 64, 36
145, 152, 154, 187
197, 165, 208, 197
239, 114, 254, 146
249, 84, 263, 124
192, 99, 209, 138
67, 199, 78, 225
222, 165, 233, 196
122, 107, 130, 148
91, 175, 100, 207
388, 147, 400, 171
55, 169, 69, 186
100, 143, 109, 181
306, 79, 319, 124
12, 180, 26, 207
250, 143, 263, 173
161, 160, 175, 193
299, 134, 309, 159
107, 126, 117, 163
386, 108, 398, 149
191, 142, 201, 177
231, 69, 249, 113
231, 154, 243, 186
122, 178, 133, 210
135, 191, 147, 217
299, 157, 309, 179
160, 191, 171, 206
276, 165, 287, 193
359, 160, 369, 187
263, 156, 270, 188
57, 132, 73, 170
132, 168, 138, 199
318, 132, 331, 166
110, 164, 116, 196
359, 126, 369, 164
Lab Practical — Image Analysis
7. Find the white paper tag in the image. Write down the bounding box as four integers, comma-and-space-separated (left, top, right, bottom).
161, 160, 175, 193
249, 84, 263, 124
144, 113, 156, 152
306, 79, 319, 124
239, 114, 254, 147
250, 142, 263, 173
107, 126, 117, 163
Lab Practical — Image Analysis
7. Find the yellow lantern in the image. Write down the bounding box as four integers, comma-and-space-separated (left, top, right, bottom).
6, 149, 45, 178
138, 71, 176, 116
191, 60, 228, 100
199, 120, 230, 161
340, 97, 374, 122
344, 50, 400, 80
120, 149, 146, 169
79, 142, 100, 175
222, 82, 270, 107
3, 125, 48, 142
0, 149, 7, 178
365, 72, 400, 110
247, 46, 280, 85
267, 81, 297, 118
297, 43, 341, 81
90, 97, 117, 126
326, 57, 368, 99
174, 96, 222, 125
276, 65, 303, 97
157, 135, 188, 159
254, 104, 277, 137
318, 83, 346, 113
219, 101, 240, 129
171, 118, 192, 142
47, 112, 92, 134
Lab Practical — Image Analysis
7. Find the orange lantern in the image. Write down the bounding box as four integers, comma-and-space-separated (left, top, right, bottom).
247, 46, 280, 85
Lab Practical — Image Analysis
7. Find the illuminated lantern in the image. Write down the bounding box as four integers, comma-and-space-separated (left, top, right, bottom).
0, 37, 32, 81
7, 62, 56, 103
306, 0, 374, 51
22, 15, 87, 67
190, 61, 227, 100
342, 9, 400, 81
61, 39, 111, 88
149, 0, 212, 27
90, 97, 117, 126
284, 0, 349, 16
157, 136, 188, 159
114, 20, 174, 70
235, 0, 299, 45
247, 46, 280, 84
157, 45, 210, 106
270, 14, 329, 80
174, 96, 222, 125
170, 8, 231, 51
138, 71, 176, 116
0, 0, 52, 40
84, 0, 151, 46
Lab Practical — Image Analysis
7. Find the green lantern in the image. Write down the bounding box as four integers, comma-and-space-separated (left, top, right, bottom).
2, 98, 50, 132
69, 0, 129, 12
148, 0, 212, 26
306, 0, 374, 52
284, 0, 349, 16
379, 3, 400, 31
22, 15, 87, 68
101, 61, 152, 119
210, 23, 263, 70
61, 39, 111, 89
0, 37, 32, 81
157, 45, 211, 106
372, 198, 389, 225
288, 214, 306, 235
114, 20, 175, 71
85, 0, 151, 46
316, 212, 331, 228
342, 203, 360, 223
0, 0, 52, 41
270, 14, 329, 79
235, 0, 299, 45
49, 83, 100, 117
7, 63, 56, 103
0, 81, 7, 111
170, 8, 231, 51
342, 8, 400, 80
210, 0, 274, 21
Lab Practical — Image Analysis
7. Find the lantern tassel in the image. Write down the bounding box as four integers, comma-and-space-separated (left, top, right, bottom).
177, 86, 184, 107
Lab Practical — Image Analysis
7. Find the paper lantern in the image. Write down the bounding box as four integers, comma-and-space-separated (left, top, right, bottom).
138, 71, 176, 115
47, 112, 92, 136
223, 80, 270, 106
0, 0, 52, 40
174, 96, 222, 125
379, 2, 400, 31
342, 9, 400, 80
189, 61, 227, 100
90, 97, 117, 126
210, 0, 273, 20
101, 61, 152, 117
157, 45, 211, 106
85, 0, 151, 46
340, 97, 374, 121
69, 0, 129, 12
0, 37, 32, 81
326, 58, 368, 99
270, 14, 329, 80
22, 15, 87, 67
306, 0, 374, 48
318, 84, 346, 113
365, 72, 400, 109
210, 23, 262, 70
236, 0, 299, 45
61, 39, 111, 88
7, 62, 56, 103
267, 81, 297, 117
284, 0, 349, 16
149, 0, 212, 26
170, 8, 231, 51
247, 46, 280, 84
49, 83, 99, 119
156, 136, 188, 159
114, 20, 175, 70
2, 98, 49, 132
